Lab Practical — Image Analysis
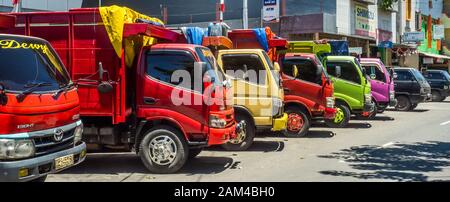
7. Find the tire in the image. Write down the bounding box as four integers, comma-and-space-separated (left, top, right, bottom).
283, 106, 310, 137
410, 103, 418, 110
325, 104, 350, 128
395, 95, 411, 111
188, 148, 202, 159
439, 96, 447, 102
138, 126, 188, 174
221, 113, 255, 151
431, 90, 442, 102
30, 175, 47, 182
377, 106, 386, 114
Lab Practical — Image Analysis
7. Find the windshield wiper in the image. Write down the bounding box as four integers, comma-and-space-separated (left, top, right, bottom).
52, 83, 74, 99
16, 82, 52, 103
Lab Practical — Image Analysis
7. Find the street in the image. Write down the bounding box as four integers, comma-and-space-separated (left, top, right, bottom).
48, 99, 450, 182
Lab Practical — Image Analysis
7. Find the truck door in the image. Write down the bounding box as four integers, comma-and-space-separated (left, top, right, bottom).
325, 60, 364, 108
218, 53, 272, 124
281, 57, 323, 105
142, 50, 208, 125
362, 63, 389, 102
394, 70, 414, 93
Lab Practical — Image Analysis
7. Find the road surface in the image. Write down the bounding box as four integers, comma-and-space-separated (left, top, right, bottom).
48, 99, 450, 182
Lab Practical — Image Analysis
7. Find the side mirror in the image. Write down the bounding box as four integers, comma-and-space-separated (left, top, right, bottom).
274, 62, 281, 72
292, 65, 299, 78
335, 66, 342, 78
0, 83, 7, 106
97, 81, 113, 94
98, 62, 104, 81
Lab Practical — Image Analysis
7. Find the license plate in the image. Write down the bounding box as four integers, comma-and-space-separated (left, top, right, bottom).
55, 154, 74, 170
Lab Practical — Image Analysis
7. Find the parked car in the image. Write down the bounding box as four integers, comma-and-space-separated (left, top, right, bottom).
360, 58, 397, 118
322, 56, 374, 127
422, 69, 450, 102
0, 34, 86, 182
393, 67, 431, 111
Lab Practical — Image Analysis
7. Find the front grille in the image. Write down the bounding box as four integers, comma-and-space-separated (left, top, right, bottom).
33, 129, 75, 157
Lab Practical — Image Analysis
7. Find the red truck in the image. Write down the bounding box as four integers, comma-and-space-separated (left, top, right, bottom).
228, 29, 336, 137
1, 8, 238, 174
0, 33, 86, 182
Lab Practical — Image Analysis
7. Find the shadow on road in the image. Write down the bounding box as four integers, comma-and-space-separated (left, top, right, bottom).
318, 141, 450, 181
312, 122, 372, 129
353, 116, 395, 121
208, 140, 285, 153
385, 109, 429, 113
260, 130, 335, 139
61, 152, 234, 175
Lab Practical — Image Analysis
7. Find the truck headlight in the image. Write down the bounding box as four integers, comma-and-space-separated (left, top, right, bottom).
420, 88, 426, 94
444, 85, 449, 90
209, 115, 227, 129
272, 98, 283, 116
364, 94, 372, 104
74, 123, 84, 145
0, 139, 35, 160
326, 97, 335, 108
390, 91, 395, 100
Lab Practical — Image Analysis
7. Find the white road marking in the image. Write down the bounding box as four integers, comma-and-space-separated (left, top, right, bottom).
381, 142, 395, 148
440, 121, 450, 126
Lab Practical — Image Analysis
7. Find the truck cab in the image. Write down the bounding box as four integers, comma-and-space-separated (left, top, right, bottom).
393, 67, 432, 111
422, 69, 450, 102
2, 7, 238, 174
322, 56, 374, 127
277, 41, 336, 137
0, 34, 86, 182
217, 49, 287, 150
360, 58, 397, 117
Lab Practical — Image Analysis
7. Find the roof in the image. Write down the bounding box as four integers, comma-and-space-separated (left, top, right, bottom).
218, 49, 264, 53
0, 34, 48, 43
285, 53, 316, 59
419, 52, 450, 60
324, 56, 356, 61
151, 43, 202, 51
360, 58, 382, 63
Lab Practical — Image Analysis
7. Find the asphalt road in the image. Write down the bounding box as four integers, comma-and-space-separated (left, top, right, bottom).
48, 99, 450, 182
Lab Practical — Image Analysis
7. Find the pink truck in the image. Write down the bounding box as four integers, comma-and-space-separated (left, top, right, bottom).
360, 58, 397, 118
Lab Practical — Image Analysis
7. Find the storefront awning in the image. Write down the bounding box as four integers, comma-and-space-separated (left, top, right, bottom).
419, 52, 450, 60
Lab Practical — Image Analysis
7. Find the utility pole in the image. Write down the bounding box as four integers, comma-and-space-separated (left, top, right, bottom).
220, 0, 225, 22
98, 0, 102, 7
243, 0, 248, 29
11, 0, 22, 13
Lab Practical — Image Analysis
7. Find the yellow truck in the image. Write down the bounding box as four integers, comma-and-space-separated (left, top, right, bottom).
217, 49, 288, 151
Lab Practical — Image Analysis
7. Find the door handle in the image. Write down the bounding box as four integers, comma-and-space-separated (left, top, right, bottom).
143, 97, 159, 105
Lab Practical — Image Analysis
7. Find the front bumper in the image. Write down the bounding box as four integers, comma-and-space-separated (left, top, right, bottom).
272, 113, 288, 131
0, 142, 86, 182
324, 108, 337, 119
363, 102, 375, 113
208, 122, 237, 146
389, 98, 398, 107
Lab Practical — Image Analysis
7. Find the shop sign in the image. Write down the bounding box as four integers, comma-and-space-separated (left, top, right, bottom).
355, 4, 376, 38
263, 0, 279, 23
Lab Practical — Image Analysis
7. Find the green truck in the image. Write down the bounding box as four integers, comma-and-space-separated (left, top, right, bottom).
322, 56, 374, 127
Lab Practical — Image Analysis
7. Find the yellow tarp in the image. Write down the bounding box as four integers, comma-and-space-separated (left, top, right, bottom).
99, 5, 164, 67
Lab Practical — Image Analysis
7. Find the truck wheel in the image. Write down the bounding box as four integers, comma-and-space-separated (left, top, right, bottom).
283, 106, 310, 137
439, 96, 447, 102
431, 91, 442, 102
377, 106, 386, 114
188, 148, 203, 159
221, 113, 255, 151
395, 96, 411, 111
139, 126, 188, 174
410, 103, 418, 110
325, 104, 350, 128
31, 175, 47, 182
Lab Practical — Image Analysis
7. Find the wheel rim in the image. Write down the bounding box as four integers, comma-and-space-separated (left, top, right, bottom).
287, 113, 304, 132
333, 108, 345, 124
397, 98, 407, 109
148, 135, 177, 166
230, 120, 247, 144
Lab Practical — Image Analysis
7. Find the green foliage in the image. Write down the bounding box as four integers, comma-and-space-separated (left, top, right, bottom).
380, 0, 399, 10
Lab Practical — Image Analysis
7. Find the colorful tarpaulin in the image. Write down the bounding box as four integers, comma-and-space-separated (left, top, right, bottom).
99, 5, 164, 67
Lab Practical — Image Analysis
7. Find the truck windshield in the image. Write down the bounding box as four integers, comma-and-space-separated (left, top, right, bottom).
195, 47, 225, 85
442, 71, 450, 81
0, 37, 70, 92
262, 51, 280, 88
412, 69, 426, 82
